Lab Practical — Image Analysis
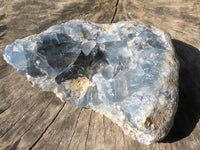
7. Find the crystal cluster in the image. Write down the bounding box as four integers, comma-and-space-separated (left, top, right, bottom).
3, 20, 179, 144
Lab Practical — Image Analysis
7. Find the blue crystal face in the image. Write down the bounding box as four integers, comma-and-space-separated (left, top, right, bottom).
3, 20, 179, 144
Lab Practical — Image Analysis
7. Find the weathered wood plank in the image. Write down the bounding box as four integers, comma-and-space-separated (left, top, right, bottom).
114, 0, 200, 50
0, 93, 63, 150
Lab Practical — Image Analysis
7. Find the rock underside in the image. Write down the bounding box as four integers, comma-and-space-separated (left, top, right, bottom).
3, 20, 179, 145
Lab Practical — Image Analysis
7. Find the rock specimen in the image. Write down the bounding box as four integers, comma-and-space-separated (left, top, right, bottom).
3, 20, 179, 144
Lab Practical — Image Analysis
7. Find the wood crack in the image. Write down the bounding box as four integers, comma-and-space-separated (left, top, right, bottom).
103, 115, 106, 144
5, 96, 55, 149
0, 90, 42, 138
20, 96, 55, 138
29, 102, 66, 150
111, 0, 119, 23
85, 110, 93, 150
67, 108, 83, 150
55, 134, 64, 150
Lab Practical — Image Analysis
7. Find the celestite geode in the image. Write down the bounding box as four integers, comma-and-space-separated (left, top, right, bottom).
3, 20, 179, 144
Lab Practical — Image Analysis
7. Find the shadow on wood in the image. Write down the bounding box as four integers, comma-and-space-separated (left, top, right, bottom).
162, 39, 200, 143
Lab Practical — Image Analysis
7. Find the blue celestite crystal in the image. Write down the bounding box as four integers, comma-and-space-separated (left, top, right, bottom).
3, 20, 179, 144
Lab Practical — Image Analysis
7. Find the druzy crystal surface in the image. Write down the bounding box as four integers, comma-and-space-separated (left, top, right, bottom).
3, 20, 179, 144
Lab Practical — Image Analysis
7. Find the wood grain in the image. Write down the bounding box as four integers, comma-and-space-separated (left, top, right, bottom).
114, 0, 200, 50
0, 0, 200, 149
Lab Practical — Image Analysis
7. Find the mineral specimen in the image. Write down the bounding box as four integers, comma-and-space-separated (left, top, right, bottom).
3, 20, 179, 144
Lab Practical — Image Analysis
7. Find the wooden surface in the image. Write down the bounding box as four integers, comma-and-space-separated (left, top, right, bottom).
0, 0, 200, 149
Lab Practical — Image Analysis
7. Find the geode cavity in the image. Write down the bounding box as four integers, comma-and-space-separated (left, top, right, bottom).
3, 20, 179, 144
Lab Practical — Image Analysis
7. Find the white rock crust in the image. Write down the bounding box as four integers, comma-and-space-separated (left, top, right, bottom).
3, 20, 179, 145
